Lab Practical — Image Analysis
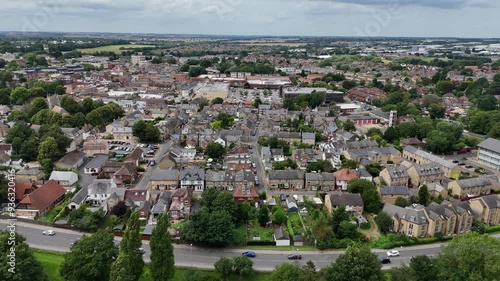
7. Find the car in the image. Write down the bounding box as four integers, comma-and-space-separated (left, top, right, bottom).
466, 165, 473, 169
287, 254, 302, 260
253, 169, 257, 174
387, 250, 400, 257
150, 160, 156, 166
242, 251, 256, 258
380, 257, 391, 264
42, 230, 56, 236
138, 248, 145, 254
452, 160, 459, 163
459, 162, 466, 166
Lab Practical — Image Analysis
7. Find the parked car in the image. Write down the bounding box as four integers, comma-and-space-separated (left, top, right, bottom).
380, 257, 391, 264
42, 230, 56, 236
452, 160, 459, 163
387, 250, 400, 257
242, 251, 256, 258
459, 163, 466, 166
466, 165, 473, 169
287, 254, 302, 260
150, 160, 156, 166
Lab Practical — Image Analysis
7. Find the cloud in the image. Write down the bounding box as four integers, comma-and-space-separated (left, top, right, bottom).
310, 0, 492, 9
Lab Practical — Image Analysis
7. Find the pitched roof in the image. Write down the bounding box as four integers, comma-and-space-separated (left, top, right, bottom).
333, 168, 359, 181
403, 146, 457, 170
456, 177, 492, 189
150, 169, 179, 181
274, 225, 290, 240
380, 186, 410, 196
233, 185, 259, 199
18, 180, 66, 212
15, 182, 38, 201
477, 138, 500, 153
56, 150, 86, 166
328, 192, 364, 207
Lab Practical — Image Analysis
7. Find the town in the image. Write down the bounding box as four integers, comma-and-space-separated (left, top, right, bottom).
0, 33, 499, 281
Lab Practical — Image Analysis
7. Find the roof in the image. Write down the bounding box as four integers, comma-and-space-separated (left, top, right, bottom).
56, 150, 86, 166
328, 192, 364, 207
333, 168, 359, 181
456, 177, 492, 189
384, 166, 409, 179
49, 171, 78, 184
88, 179, 116, 195
150, 169, 179, 181
380, 186, 411, 196
83, 141, 108, 150
403, 146, 457, 170
85, 155, 108, 169
70, 187, 88, 205
180, 168, 205, 181
18, 180, 66, 212
479, 194, 500, 208
233, 186, 259, 199
274, 225, 290, 240
268, 170, 305, 180
14, 182, 37, 201
478, 138, 500, 153
411, 164, 443, 176
124, 189, 148, 202
382, 203, 428, 224
125, 148, 143, 162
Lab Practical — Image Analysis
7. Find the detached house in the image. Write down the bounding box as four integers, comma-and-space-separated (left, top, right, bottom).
86, 179, 118, 207
169, 188, 192, 220
333, 168, 359, 190
48, 171, 78, 188
15, 180, 66, 219
325, 192, 364, 218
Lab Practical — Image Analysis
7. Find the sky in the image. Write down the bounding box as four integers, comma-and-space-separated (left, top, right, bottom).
0, 0, 498, 38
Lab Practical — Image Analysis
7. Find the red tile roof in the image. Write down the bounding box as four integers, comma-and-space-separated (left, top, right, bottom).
18, 180, 66, 212
334, 168, 359, 181
15, 182, 38, 201
233, 186, 259, 200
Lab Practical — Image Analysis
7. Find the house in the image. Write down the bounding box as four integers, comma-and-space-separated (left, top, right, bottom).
0, 144, 12, 156
382, 203, 429, 238
124, 148, 144, 167
325, 192, 364, 218
304, 172, 335, 191
271, 148, 285, 162
427, 182, 448, 199
55, 150, 86, 170
448, 177, 493, 198
67, 187, 88, 210
400, 138, 424, 149
469, 194, 500, 226
343, 147, 401, 165
403, 146, 461, 179
301, 132, 316, 145
206, 170, 254, 191
407, 164, 444, 187
14, 182, 37, 203
83, 155, 108, 174
124, 189, 150, 206
333, 168, 359, 190
214, 137, 226, 147
268, 170, 305, 190
61, 127, 84, 152
82, 140, 109, 157
150, 192, 171, 223
379, 166, 410, 187
378, 186, 411, 205
274, 225, 290, 246
113, 164, 137, 186
286, 197, 298, 212
477, 138, 500, 169
169, 188, 192, 220
180, 168, 205, 191
15, 180, 66, 219
233, 184, 259, 203
293, 149, 323, 169
48, 171, 78, 188
16, 167, 44, 185
170, 144, 196, 162
424, 201, 459, 237
138, 200, 153, 220
86, 179, 118, 206
261, 146, 271, 164
148, 169, 179, 190
112, 127, 135, 142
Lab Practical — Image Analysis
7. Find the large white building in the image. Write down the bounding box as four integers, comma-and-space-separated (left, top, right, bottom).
477, 138, 500, 169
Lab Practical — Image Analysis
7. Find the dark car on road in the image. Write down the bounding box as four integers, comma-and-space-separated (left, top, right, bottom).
287, 254, 302, 260
242, 251, 256, 258
380, 257, 391, 264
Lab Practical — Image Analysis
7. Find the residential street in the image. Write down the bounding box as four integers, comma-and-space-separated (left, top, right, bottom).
135, 140, 173, 190
5, 219, 498, 271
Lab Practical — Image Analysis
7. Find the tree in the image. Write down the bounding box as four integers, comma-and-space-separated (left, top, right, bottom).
425, 130, 450, 154
212, 97, 224, 104
206, 142, 226, 160
418, 185, 429, 206
409, 255, 438, 281
348, 179, 375, 194
389, 266, 414, 281
395, 196, 410, 207
200, 188, 220, 210
29, 97, 49, 117
362, 189, 382, 213
60, 231, 118, 281
38, 136, 59, 174
312, 213, 332, 241
271, 263, 308, 281
323, 245, 385, 281
61, 95, 81, 114
272, 209, 287, 225
150, 214, 175, 281
331, 205, 350, 234
428, 104, 445, 119
10, 86, 30, 105
375, 212, 393, 234
488, 122, 500, 138
110, 212, 144, 281
434, 232, 500, 281
110, 201, 128, 217
367, 128, 383, 137
0, 231, 48, 281
132, 120, 161, 143
184, 207, 235, 246
258, 206, 270, 227
232, 256, 254, 279
342, 120, 356, 132
214, 257, 233, 281
337, 221, 360, 239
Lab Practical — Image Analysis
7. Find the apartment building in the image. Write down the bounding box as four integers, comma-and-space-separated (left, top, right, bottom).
477, 138, 500, 169
407, 164, 444, 187
403, 146, 461, 179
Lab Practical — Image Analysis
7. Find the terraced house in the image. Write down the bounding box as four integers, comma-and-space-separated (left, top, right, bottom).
402, 145, 461, 179
448, 177, 493, 198
268, 170, 305, 190
305, 172, 336, 191
407, 164, 444, 187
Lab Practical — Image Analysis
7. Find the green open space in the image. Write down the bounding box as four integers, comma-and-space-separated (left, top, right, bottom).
76, 44, 155, 54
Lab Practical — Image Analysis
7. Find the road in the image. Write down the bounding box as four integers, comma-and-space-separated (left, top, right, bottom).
135, 140, 173, 190
252, 116, 267, 193
6, 220, 498, 271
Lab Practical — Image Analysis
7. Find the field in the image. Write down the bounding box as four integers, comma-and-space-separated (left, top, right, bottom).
33, 250, 272, 281
76, 44, 155, 54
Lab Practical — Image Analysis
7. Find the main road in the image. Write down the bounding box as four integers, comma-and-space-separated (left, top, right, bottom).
5, 220, 494, 271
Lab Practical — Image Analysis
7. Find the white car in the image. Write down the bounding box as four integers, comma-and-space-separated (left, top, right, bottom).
387, 250, 400, 257
42, 230, 56, 236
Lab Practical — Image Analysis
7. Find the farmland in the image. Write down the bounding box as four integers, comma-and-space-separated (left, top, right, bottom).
76, 44, 156, 54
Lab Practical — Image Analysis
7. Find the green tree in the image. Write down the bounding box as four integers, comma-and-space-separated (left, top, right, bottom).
132, 120, 161, 143
409, 255, 437, 281
488, 122, 500, 138
375, 212, 393, 234
425, 130, 450, 154
214, 257, 233, 281
389, 266, 414, 281
60, 231, 118, 281
206, 142, 226, 160
184, 207, 235, 246
337, 221, 360, 239
395, 196, 410, 207
201, 188, 220, 210
271, 263, 308, 281
331, 205, 350, 234
29, 97, 49, 117
10, 86, 30, 105
212, 97, 224, 104
428, 104, 445, 119
150, 214, 175, 281
273, 209, 287, 225
232, 256, 254, 279
258, 206, 270, 227
110, 212, 144, 281
435, 232, 500, 281
342, 120, 356, 132
312, 213, 332, 241
0, 231, 48, 281
418, 185, 429, 206
362, 189, 382, 213
61, 95, 81, 114
323, 245, 385, 281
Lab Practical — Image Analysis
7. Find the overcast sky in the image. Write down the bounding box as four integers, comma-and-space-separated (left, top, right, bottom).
0, 0, 498, 38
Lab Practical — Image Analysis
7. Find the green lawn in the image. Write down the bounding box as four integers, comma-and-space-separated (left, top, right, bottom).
249, 225, 274, 242
33, 249, 272, 281
76, 44, 155, 54
288, 213, 304, 236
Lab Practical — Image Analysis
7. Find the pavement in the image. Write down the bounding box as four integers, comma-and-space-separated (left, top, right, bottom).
5, 219, 498, 271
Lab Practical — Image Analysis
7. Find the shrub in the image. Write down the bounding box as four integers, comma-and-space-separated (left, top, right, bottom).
360, 222, 371, 230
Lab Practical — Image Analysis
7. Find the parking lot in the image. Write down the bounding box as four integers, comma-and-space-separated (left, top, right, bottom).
228, 88, 282, 104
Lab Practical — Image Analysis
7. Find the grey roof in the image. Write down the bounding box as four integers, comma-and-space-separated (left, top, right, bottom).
479, 194, 500, 208
205, 170, 251, 182
346, 139, 378, 150
150, 169, 179, 181
357, 168, 372, 178
302, 132, 315, 140
85, 155, 108, 169
180, 168, 205, 181
328, 192, 364, 207
88, 179, 114, 195
425, 203, 456, 220
380, 186, 411, 196
412, 164, 443, 176
382, 203, 428, 224
477, 138, 500, 153
142, 224, 156, 236
57, 150, 86, 166
305, 172, 322, 181
404, 146, 457, 170
456, 177, 492, 189
271, 148, 284, 156
70, 187, 88, 204
385, 166, 409, 179
268, 170, 305, 180
274, 225, 290, 240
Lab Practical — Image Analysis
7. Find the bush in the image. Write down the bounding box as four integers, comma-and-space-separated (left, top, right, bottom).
136, 166, 146, 172
485, 225, 500, 233
360, 222, 371, 230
